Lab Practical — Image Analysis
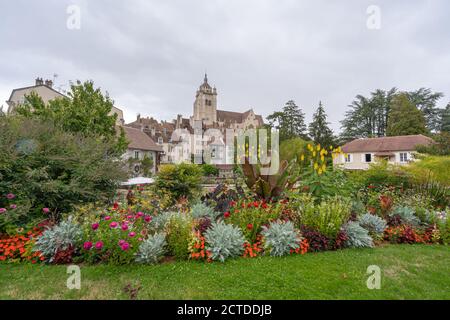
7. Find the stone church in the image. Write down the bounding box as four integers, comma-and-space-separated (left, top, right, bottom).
127, 74, 264, 164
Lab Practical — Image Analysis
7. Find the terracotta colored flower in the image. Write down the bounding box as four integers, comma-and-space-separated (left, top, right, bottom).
224, 212, 230, 218
91, 223, 99, 230
83, 241, 93, 250
95, 241, 103, 250
109, 221, 118, 228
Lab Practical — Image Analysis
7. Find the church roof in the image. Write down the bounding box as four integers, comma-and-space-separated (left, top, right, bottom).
217, 109, 264, 126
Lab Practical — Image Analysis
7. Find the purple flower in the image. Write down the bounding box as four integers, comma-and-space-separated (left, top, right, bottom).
42, 208, 50, 214
128, 232, 136, 238
83, 241, 93, 250
10, 204, 17, 209
91, 222, 99, 230
120, 242, 130, 251
6, 193, 15, 199
121, 224, 129, 231
95, 241, 103, 250
0, 208, 6, 214
109, 221, 118, 229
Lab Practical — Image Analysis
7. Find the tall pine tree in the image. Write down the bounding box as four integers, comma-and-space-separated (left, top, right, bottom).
308, 101, 334, 147
267, 100, 306, 141
441, 103, 450, 133
386, 93, 428, 136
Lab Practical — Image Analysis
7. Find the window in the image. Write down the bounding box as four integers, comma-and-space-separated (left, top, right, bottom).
400, 152, 408, 162
158, 137, 163, 144
365, 153, 372, 163
134, 151, 140, 159
345, 154, 351, 163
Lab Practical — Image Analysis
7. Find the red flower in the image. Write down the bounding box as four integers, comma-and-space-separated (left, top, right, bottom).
224, 212, 230, 218
247, 223, 253, 230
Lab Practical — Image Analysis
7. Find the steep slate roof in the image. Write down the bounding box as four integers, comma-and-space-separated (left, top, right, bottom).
342, 135, 434, 153
216, 109, 264, 126
122, 126, 163, 152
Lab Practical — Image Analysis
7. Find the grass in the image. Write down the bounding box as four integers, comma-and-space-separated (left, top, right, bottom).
0, 244, 449, 300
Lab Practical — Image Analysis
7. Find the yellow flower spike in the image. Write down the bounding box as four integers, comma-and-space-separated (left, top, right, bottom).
318, 168, 323, 175
300, 154, 305, 161
313, 151, 316, 157
322, 164, 326, 171
314, 162, 319, 170
320, 155, 325, 162
317, 144, 321, 151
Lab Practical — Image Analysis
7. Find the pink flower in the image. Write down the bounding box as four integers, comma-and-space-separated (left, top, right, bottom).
42, 208, 50, 214
127, 215, 133, 220
136, 211, 144, 217
121, 224, 129, 231
6, 193, 15, 199
118, 239, 126, 246
138, 238, 143, 241
109, 221, 118, 229
120, 242, 130, 251
104, 216, 111, 221
10, 204, 17, 209
0, 208, 6, 214
83, 241, 93, 250
128, 232, 136, 237
95, 241, 103, 250
91, 223, 99, 230
144, 215, 152, 223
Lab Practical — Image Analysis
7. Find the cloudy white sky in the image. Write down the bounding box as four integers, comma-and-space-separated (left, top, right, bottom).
1, 0, 449, 132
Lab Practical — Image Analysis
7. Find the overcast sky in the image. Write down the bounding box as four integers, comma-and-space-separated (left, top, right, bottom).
1, 0, 449, 132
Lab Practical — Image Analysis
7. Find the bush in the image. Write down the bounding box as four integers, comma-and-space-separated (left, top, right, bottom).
201, 164, 219, 176
0, 192, 32, 235
191, 202, 220, 221
300, 226, 330, 252
342, 222, 373, 248
0, 117, 127, 222
34, 219, 82, 263
299, 196, 351, 239
154, 163, 202, 204
261, 221, 300, 257
358, 213, 387, 238
135, 233, 166, 264
204, 221, 245, 262
224, 200, 283, 243
389, 206, 420, 226
166, 213, 193, 260
404, 155, 450, 186
300, 169, 355, 201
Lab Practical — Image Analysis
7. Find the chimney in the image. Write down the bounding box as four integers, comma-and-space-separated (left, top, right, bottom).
35, 77, 44, 86
137, 113, 141, 122
176, 114, 182, 129
44, 79, 53, 87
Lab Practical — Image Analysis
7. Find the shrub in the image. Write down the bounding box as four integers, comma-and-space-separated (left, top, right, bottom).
166, 213, 193, 260
358, 213, 387, 238
389, 206, 420, 226
299, 196, 351, 239
135, 233, 166, 264
154, 163, 202, 204
34, 219, 82, 263
194, 217, 212, 235
0, 117, 127, 222
261, 221, 301, 257
0, 192, 33, 235
201, 164, 219, 176
191, 202, 220, 221
404, 155, 450, 186
300, 169, 355, 201
342, 222, 373, 248
300, 226, 330, 252
200, 183, 243, 214
204, 221, 245, 262
224, 200, 283, 243
384, 225, 423, 244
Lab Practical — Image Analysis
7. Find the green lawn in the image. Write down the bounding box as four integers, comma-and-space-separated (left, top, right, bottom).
1, 244, 449, 300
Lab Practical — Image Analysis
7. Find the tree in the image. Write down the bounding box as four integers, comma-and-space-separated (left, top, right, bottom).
340, 88, 397, 141
406, 88, 444, 132
441, 103, 450, 133
308, 101, 335, 147
386, 93, 428, 136
16, 80, 128, 155
267, 100, 307, 141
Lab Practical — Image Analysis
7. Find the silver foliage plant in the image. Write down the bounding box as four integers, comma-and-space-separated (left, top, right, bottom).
204, 221, 245, 262
390, 206, 420, 226
358, 213, 387, 236
191, 202, 221, 221
342, 221, 374, 248
261, 220, 300, 257
33, 218, 82, 262
135, 233, 167, 264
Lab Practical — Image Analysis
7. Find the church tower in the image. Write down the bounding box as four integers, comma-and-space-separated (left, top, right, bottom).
193, 73, 217, 125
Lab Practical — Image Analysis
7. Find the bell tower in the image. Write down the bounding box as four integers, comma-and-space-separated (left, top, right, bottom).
193, 73, 217, 125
